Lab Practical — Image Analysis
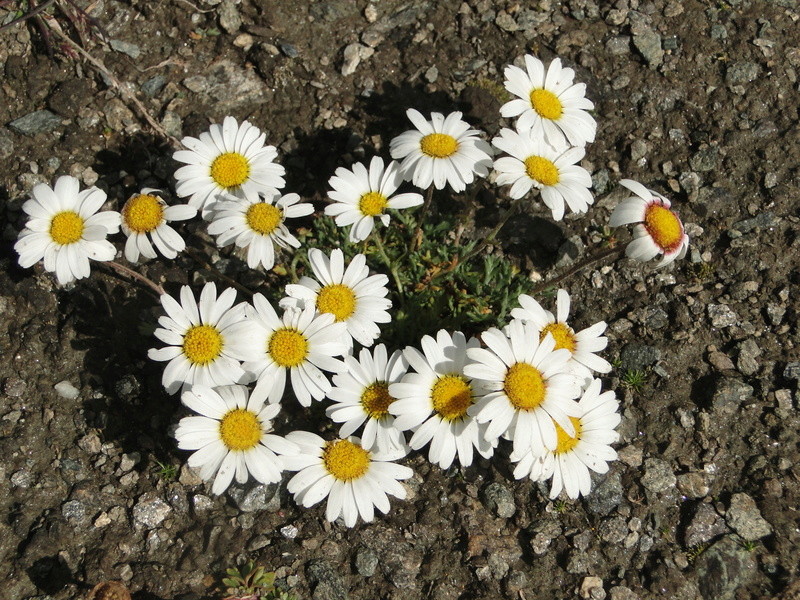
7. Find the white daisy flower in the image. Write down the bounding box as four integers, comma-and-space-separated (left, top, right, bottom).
281, 248, 392, 348
388, 330, 496, 470
175, 384, 298, 495
609, 179, 690, 268
147, 283, 248, 395
500, 55, 597, 147
327, 344, 409, 454
120, 188, 196, 263
510, 379, 620, 499
173, 116, 286, 217
325, 156, 424, 242
206, 189, 313, 270
279, 431, 413, 527
492, 126, 593, 221
510, 289, 611, 380
226, 296, 348, 407
464, 320, 581, 457
389, 109, 493, 192
14, 175, 120, 285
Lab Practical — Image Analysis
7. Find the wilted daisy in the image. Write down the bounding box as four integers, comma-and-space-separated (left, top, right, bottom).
173, 116, 286, 217
492, 126, 593, 220
279, 431, 413, 527
389, 330, 496, 469
148, 283, 248, 395
327, 344, 409, 454
389, 109, 493, 192
325, 156, 424, 242
510, 378, 620, 499
282, 248, 392, 348
609, 179, 690, 267
226, 297, 348, 407
120, 188, 196, 263
15, 175, 120, 285
511, 289, 611, 380
464, 320, 581, 457
207, 189, 313, 270
175, 385, 298, 495
500, 55, 596, 147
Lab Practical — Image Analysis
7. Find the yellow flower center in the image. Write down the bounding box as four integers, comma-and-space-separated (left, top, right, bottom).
182, 324, 224, 365
268, 328, 309, 367
419, 133, 458, 158
644, 203, 684, 252
431, 374, 473, 421
524, 156, 560, 186
49, 211, 84, 245
539, 322, 577, 353
322, 439, 371, 481
316, 284, 357, 322
246, 202, 282, 235
122, 194, 164, 233
554, 416, 582, 454
360, 381, 395, 419
219, 408, 262, 451
210, 152, 250, 189
529, 88, 563, 120
358, 191, 388, 217
504, 362, 546, 411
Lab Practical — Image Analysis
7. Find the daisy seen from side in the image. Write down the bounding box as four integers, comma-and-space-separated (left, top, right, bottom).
279, 431, 413, 527
492, 126, 594, 221
207, 189, 313, 270
15, 175, 121, 285
510, 289, 611, 381
327, 344, 409, 454
282, 248, 392, 348
325, 156, 424, 242
226, 297, 348, 407
175, 384, 298, 495
120, 188, 196, 263
464, 320, 581, 457
500, 54, 597, 147
173, 116, 286, 217
389, 109, 493, 192
388, 330, 496, 470
510, 378, 620, 499
609, 179, 690, 267
148, 283, 248, 395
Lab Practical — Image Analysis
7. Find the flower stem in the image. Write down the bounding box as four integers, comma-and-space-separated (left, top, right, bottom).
183, 247, 256, 298
101, 261, 165, 297
372, 231, 405, 300
528, 243, 626, 296
410, 185, 434, 252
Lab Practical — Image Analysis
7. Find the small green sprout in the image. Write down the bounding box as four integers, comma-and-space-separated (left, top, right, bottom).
621, 369, 647, 392
221, 561, 297, 600
552, 499, 570, 513
685, 542, 709, 564
153, 459, 177, 481
738, 538, 758, 552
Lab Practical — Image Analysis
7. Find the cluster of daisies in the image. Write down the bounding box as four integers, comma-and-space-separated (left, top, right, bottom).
12, 54, 693, 527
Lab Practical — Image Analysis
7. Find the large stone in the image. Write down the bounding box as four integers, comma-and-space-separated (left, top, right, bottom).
481, 482, 516, 518
641, 458, 676, 494
695, 537, 757, 600
9, 110, 62, 135
712, 378, 754, 414
306, 559, 348, 600
725, 493, 772, 541
683, 503, 728, 547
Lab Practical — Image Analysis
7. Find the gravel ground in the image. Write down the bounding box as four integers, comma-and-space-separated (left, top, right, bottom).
1, 1, 799, 599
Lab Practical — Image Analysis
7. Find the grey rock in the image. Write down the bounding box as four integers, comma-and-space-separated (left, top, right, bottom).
141, 75, 167, 98
192, 494, 214, 513
481, 482, 516, 518
736, 338, 761, 376
783, 362, 800, 382
581, 576, 606, 599
599, 516, 628, 544
9, 110, 62, 135
684, 503, 728, 547
567, 549, 601, 574
609, 586, 639, 600
662, 36, 679, 50
62, 500, 88, 525
631, 20, 663, 67
585, 471, 624, 516
619, 343, 661, 371
310, 2, 351, 22
0, 127, 14, 160
775, 389, 794, 417
528, 519, 562, 555
630, 139, 649, 162
119, 452, 140, 473
641, 458, 676, 493
710, 23, 727, 39
278, 40, 299, 58
732, 212, 777, 233
642, 306, 669, 330
695, 537, 757, 600
676, 472, 709, 498
306, 559, 348, 600
228, 483, 280, 512
592, 168, 611, 195
132, 494, 172, 529
495, 11, 519, 31
103, 98, 136, 131
708, 304, 738, 328
218, 0, 242, 33
4, 376, 27, 397
110, 39, 141, 59
361, 29, 384, 47
280, 524, 298, 539
689, 146, 719, 172
708, 351, 735, 372
341, 43, 373, 75
726, 61, 760, 85
605, 36, 631, 55
726, 493, 772, 541
54, 381, 80, 400
712, 378, 754, 414
555, 235, 585, 268
355, 546, 378, 577
247, 534, 271, 552
505, 570, 528, 594
766, 303, 785, 325
382, 545, 422, 588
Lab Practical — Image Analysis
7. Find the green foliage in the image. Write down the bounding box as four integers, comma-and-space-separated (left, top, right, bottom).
684, 542, 709, 564
153, 459, 177, 481
303, 214, 532, 348
552, 499, 570, 513
621, 369, 647, 392
737, 538, 758, 552
221, 561, 297, 600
